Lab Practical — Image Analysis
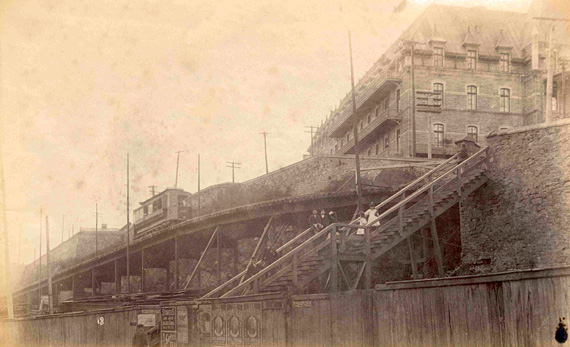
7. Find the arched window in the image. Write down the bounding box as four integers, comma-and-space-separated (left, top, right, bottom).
375, 143, 380, 155
433, 123, 444, 147
467, 126, 478, 142
384, 135, 390, 150
467, 85, 477, 110
433, 83, 444, 107
375, 106, 380, 118
500, 88, 510, 112
367, 148, 372, 156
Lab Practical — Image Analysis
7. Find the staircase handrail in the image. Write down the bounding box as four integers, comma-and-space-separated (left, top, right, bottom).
370, 153, 460, 214
276, 227, 312, 253
200, 269, 247, 299
221, 223, 338, 298
365, 147, 488, 227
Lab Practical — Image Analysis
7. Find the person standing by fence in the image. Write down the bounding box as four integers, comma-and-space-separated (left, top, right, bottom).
132, 324, 149, 347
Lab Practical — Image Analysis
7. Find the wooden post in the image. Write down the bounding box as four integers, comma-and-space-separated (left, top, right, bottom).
330, 225, 338, 292
71, 275, 75, 299
240, 216, 274, 284
114, 260, 119, 294
292, 253, 298, 288
91, 268, 95, 297
174, 237, 179, 291
217, 232, 221, 286
398, 206, 404, 236
141, 249, 145, 293
428, 185, 445, 277
364, 225, 372, 289
457, 168, 462, 201
184, 226, 219, 289
407, 238, 418, 279
45, 216, 53, 313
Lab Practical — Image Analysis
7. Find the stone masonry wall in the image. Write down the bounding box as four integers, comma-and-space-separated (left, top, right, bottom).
188, 155, 432, 217
460, 119, 570, 273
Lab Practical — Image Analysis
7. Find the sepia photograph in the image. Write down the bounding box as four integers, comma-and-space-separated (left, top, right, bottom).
0, 0, 569, 345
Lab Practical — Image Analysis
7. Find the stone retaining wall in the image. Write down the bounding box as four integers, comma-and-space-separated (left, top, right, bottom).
460, 119, 570, 273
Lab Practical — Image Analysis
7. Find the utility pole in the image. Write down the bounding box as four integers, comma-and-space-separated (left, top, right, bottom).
95, 203, 99, 257
18, 225, 22, 265
197, 154, 201, 216
148, 185, 157, 197
260, 131, 269, 174
61, 215, 65, 244
546, 24, 554, 123
174, 150, 186, 188
0, 154, 13, 318
304, 126, 318, 157
39, 208, 42, 309
348, 30, 363, 212
226, 161, 241, 183
406, 40, 419, 157
45, 216, 53, 314
126, 153, 130, 294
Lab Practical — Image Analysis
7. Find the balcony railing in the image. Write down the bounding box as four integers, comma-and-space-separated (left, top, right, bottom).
337, 107, 401, 154
328, 69, 401, 136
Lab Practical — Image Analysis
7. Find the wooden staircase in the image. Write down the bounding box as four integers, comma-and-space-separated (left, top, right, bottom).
202, 147, 489, 298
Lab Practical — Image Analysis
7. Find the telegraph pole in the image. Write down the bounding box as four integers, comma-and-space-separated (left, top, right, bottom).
197, 154, 201, 216
61, 215, 65, 244
411, 41, 417, 157
95, 203, 99, 257
45, 216, 53, 314
126, 153, 130, 294
226, 161, 241, 183
174, 150, 186, 188
260, 131, 269, 174
39, 208, 42, 309
148, 185, 157, 197
18, 225, 22, 265
0, 154, 13, 318
304, 126, 318, 157
348, 30, 363, 212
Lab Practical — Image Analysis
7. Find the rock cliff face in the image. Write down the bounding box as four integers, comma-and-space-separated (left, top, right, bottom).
460, 119, 570, 273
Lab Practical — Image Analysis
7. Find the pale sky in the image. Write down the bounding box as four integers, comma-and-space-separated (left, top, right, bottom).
0, 0, 532, 266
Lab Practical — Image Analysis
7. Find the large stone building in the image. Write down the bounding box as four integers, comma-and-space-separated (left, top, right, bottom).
309, 1, 570, 159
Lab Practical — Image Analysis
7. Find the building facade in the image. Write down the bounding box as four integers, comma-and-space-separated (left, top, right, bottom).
309, 1, 570, 158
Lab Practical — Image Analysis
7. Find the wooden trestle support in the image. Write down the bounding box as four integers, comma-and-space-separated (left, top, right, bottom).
201, 147, 489, 299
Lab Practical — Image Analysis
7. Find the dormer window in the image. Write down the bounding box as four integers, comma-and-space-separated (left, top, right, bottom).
500, 53, 510, 72
434, 47, 444, 67
467, 50, 477, 70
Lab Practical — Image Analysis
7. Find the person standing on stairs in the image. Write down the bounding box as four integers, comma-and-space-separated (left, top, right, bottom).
364, 202, 380, 227
320, 210, 331, 228
309, 210, 323, 233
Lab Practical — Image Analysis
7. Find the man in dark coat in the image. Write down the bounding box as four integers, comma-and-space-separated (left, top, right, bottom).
320, 210, 331, 227
308, 210, 323, 232
132, 324, 149, 347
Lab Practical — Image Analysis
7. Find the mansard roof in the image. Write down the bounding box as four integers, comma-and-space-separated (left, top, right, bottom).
402, 4, 528, 57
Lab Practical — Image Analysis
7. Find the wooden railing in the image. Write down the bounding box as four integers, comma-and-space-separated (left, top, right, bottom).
211, 148, 488, 297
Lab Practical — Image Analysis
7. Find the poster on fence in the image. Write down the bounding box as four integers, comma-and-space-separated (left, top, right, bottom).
161, 306, 177, 346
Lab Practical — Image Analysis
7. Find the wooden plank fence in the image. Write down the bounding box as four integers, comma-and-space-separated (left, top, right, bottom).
292, 267, 570, 347
2, 266, 569, 346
